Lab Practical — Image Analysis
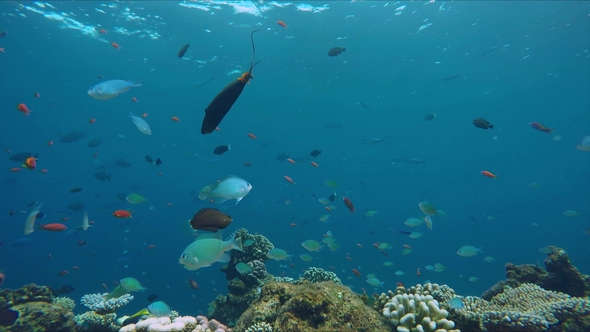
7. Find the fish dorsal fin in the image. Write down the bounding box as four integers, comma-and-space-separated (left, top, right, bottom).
195, 230, 222, 241
221, 175, 236, 181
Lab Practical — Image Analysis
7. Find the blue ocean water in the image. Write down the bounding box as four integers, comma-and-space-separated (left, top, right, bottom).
0, 1, 589, 318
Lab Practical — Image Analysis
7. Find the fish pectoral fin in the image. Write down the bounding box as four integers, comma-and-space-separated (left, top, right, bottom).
218, 253, 231, 263
234, 198, 242, 205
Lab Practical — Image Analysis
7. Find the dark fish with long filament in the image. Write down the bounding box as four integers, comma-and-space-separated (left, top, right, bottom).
473, 118, 494, 129
328, 47, 346, 56
189, 208, 233, 232
201, 30, 259, 134
178, 43, 189, 58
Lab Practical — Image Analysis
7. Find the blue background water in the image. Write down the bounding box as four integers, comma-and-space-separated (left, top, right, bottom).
0, 1, 589, 318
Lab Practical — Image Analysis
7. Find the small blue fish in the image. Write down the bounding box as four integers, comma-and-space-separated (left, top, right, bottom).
147, 301, 171, 317
448, 297, 465, 310
87, 80, 142, 100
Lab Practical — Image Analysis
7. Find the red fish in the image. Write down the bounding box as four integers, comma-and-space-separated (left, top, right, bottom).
530, 122, 552, 134
111, 42, 121, 51
99, 29, 107, 34
16, 103, 32, 116
57, 270, 69, 276
352, 268, 362, 277
416, 268, 421, 276
89, 118, 96, 124
34, 92, 41, 98
277, 20, 288, 28
343, 197, 356, 213
187, 278, 199, 289
247, 133, 257, 139
171, 116, 180, 122
132, 97, 137, 103
38, 223, 67, 232
147, 244, 155, 249
310, 162, 319, 167
112, 210, 132, 218
481, 170, 498, 179
10, 168, 21, 172
286, 158, 295, 164
23, 157, 38, 170
47, 140, 53, 146
284, 175, 295, 184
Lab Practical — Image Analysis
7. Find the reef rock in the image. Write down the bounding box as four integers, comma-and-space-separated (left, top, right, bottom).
482, 246, 590, 300
234, 281, 389, 332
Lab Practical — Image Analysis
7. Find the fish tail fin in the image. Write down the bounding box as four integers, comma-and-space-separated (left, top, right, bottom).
228, 232, 243, 251
488, 125, 494, 129
547, 128, 553, 134
228, 144, 231, 150
132, 79, 144, 87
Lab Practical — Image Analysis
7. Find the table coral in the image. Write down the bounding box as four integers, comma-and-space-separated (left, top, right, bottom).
455, 283, 590, 331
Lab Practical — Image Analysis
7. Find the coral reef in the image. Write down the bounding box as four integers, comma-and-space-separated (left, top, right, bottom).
234, 281, 389, 331
207, 284, 260, 328
53, 296, 76, 310
0, 284, 76, 331
119, 315, 231, 332
455, 283, 590, 331
303, 267, 342, 284
221, 228, 274, 282
74, 311, 118, 331
245, 321, 272, 332
482, 246, 590, 300
80, 293, 134, 314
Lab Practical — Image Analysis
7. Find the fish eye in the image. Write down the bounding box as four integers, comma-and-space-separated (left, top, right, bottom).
181, 254, 186, 259
89, 87, 94, 91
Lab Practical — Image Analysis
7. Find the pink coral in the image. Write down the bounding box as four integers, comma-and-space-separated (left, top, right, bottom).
196, 315, 232, 332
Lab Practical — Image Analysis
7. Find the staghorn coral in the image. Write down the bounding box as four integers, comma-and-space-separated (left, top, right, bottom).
235, 281, 389, 331
245, 321, 273, 332
53, 296, 75, 310
452, 283, 590, 331
75, 311, 118, 331
303, 267, 342, 284
81, 293, 134, 314
382, 292, 459, 332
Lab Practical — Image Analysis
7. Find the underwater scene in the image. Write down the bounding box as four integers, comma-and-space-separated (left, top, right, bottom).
1, 1, 589, 331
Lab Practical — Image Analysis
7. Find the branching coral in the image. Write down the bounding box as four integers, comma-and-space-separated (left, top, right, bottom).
382, 292, 459, 332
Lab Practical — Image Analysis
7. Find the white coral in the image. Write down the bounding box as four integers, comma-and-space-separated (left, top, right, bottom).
383, 293, 458, 332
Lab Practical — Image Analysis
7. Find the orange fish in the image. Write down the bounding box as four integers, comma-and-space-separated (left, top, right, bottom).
89, 118, 96, 124
215, 127, 221, 131
40, 169, 48, 173
111, 42, 120, 51
277, 20, 288, 28
57, 270, 69, 277
132, 97, 137, 103
93, 151, 99, 158
247, 133, 257, 139
343, 197, 356, 213
112, 210, 132, 218
286, 158, 295, 164
147, 244, 156, 249
23, 157, 38, 170
352, 268, 362, 277
34, 92, 41, 98
530, 122, 552, 134
481, 170, 498, 179
47, 140, 53, 146
16, 103, 32, 116
99, 29, 107, 34
187, 278, 199, 289
142, 113, 148, 118
403, 244, 412, 249
10, 168, 21, 172
61, 217, 69, 221
166, 202, 173, 206
0, 48, 5, 54
244, 162, 251, 167
77, 240, 86, 246
171, 116, 180, 122
356, 243, 363, 248
38, 223, 67, 232
310, 162, 319, 167
284, 175, 295, 184
325, 206, 332, 212
102, 283, 108, 290
397, 282, 405, 288
290, 223, 297, 227
72, 266, 80, 271
416, 268, 421, 276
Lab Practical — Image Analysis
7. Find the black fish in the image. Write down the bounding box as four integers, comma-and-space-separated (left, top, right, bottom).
68, 201, 84, 212
178, 43, 189, 58
145, 155, 154, 163
424, 114, 436, 121
442, 74, 461, 82
94, 171, 111, 181
155, 158, 162, 166
0, 308, 19, 327
114, 158, 131, 168
60, 132, 84, 143
35, 212, 45, 219
189, 208, 233, 232
201, 30, 259, 134
473, 118, 494, 129
147, 294, 158, 303
213, 145, 231, 155
53, 284, 75, 294
70, 187, 83, 193
9, 152, 37, 163
328, 47, 346, 57
87, 138, 103, 148
391, 230, 412, 236
329, 192, 336, 202
309, 150, 321, 158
